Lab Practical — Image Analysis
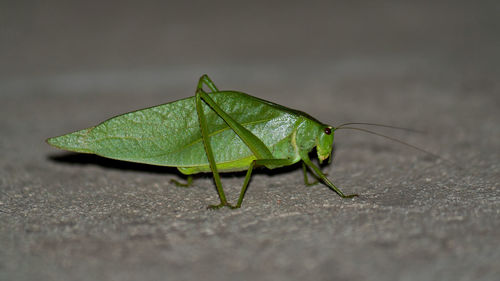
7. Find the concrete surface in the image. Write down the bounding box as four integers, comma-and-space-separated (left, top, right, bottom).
1, 1, 499, 280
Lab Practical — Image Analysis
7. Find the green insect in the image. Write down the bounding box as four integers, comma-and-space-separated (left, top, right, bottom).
47, 75, 426, 209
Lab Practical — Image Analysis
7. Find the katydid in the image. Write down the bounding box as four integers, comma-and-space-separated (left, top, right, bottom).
47, 75, 429, 209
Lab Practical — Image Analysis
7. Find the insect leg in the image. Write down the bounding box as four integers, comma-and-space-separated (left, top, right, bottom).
198, 91, 274, 160
170, 175, 194, 188
302, 162, 320, 186
300, 150, 358, 198
195, 90, 230, 209
197, 74, 219, 93
197, 90, 283, 208
234, 158, 296, 208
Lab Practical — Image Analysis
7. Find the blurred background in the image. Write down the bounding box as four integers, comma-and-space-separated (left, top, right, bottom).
2, 0, 498, 91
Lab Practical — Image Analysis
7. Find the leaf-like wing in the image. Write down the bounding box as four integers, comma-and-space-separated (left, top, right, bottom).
48, 91, 301, 168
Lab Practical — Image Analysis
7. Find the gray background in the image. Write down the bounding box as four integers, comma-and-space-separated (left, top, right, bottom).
1, 1, 499, 280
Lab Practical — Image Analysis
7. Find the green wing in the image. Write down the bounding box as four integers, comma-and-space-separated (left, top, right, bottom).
47, 91, 302, 170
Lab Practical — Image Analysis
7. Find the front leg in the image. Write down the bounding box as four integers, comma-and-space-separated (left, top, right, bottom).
302, 162, 320, 186
300, 150, 358, 198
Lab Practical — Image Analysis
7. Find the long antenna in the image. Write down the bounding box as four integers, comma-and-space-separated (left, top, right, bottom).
334, 126, 459, 168
336, 122, 424, 134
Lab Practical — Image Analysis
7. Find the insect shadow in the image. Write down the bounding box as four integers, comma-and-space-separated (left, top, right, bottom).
47, 149, 331, 179
48, 152, 180, 174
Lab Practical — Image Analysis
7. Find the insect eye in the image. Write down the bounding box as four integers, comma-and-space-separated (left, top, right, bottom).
324, 127, 331, 135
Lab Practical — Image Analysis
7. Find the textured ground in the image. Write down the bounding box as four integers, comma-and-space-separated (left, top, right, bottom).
1, 1, 499, 280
